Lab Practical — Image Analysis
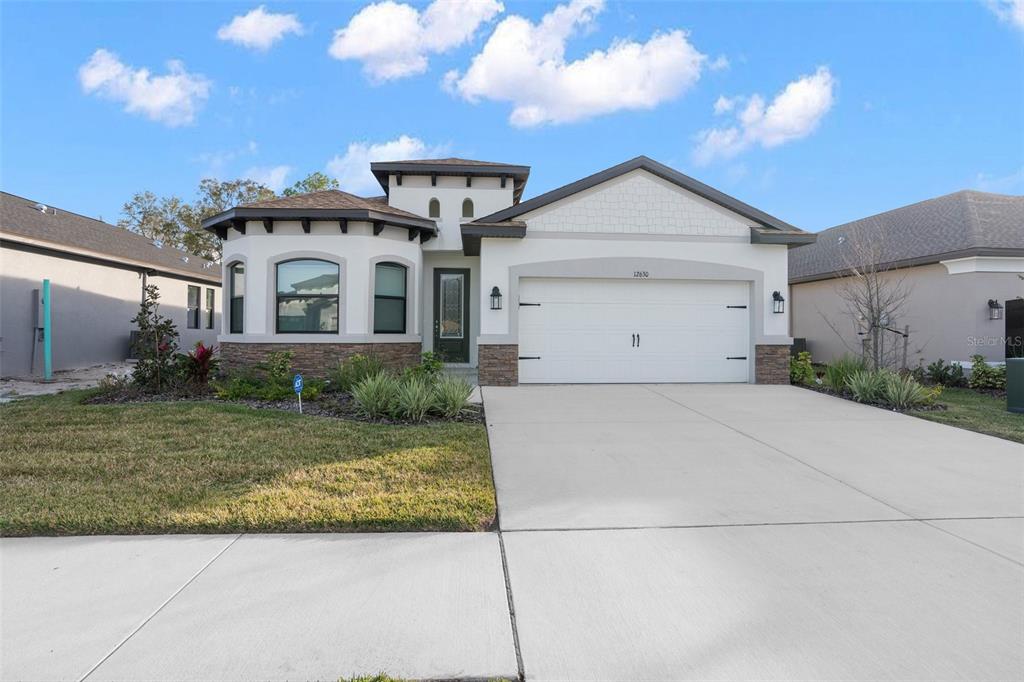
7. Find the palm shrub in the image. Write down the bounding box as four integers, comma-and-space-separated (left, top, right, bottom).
789, 351, 814, 385
351, 372, 399, 419
433, 375, 474, 418
846, 369, 887, 403
328, 354, 385, 393
968, 354, 1007, 390
824, 355, 867, 393
881, 372, 932, 410
393, 375, 435, 422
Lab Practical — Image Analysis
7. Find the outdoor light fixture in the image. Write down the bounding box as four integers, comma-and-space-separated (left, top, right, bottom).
772, 290, 785, 314
490, 286, 502, 310
988, 299, 1004, 321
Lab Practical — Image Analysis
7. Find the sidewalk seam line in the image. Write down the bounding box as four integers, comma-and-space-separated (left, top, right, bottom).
500, 515, 1024, 533
78, 533, 244, 682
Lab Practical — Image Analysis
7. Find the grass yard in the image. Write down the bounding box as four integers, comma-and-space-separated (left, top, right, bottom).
0, 391, 496, 536
912, 387, 1023, 444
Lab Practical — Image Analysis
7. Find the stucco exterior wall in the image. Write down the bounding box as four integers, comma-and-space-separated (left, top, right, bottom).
385, 174, 514, 252
0, 244, 219, 378
523, 169, 752, 237
220, 220, 423, 344
790, 262, 1024, 366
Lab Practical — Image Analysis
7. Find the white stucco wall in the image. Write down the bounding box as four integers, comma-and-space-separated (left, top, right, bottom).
220, 220, 422, 342
385, 174, 515, 252
523, 170, 752, 237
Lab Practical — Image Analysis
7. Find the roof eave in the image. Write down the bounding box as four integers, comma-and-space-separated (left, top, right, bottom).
369, 162, 531, 203
202, 207, 438, 234
460, 222, 527, 256
788, 246, 1024, 284
750, 227, 817, 248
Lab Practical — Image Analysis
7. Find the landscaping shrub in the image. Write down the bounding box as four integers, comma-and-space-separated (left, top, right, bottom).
926, 358, 965, 387
404, 351, 444, 381
789, 351, 814, 385
257, 350, 295, 384
824, 355, 867, 393
328, 354, 385, 393
178, 342, 218, 385
130, 284, 179, 390
968, 354, 1007, 391
881, 372, 932, 410
351, 372, 399, 419
433, 375, 474, 418
846, 369, 887, 403
393, 375, 435, 422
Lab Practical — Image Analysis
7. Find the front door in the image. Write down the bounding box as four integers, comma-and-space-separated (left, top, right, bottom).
433, 268, 470, 363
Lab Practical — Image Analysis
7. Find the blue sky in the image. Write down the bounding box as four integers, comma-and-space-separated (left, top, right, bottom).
2, 0, 1023, 232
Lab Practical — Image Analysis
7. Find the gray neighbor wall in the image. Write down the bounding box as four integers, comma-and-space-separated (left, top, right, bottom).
791, 263, 1024, 367
1, 245, 220, 378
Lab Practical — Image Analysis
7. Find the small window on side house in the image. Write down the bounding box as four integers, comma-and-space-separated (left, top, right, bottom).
205, 288, 215, 329
187, 285, 200, 329
229, 263, 245, 334
462, 198, 474, 218
374, 262, 407, 334
428, 198, 440, 218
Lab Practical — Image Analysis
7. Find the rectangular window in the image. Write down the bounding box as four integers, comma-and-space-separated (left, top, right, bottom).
276, 259, 340, 333
229, 264, 244, 334
374, 263, 407, 334
205, 288, 215, 329
187, 285, 200, 329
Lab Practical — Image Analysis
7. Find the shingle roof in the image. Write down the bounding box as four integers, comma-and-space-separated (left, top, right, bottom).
239, 189, 426, 221
1, 191, 220, 282
386, 157, 519, 167
789, 190, 1024, 283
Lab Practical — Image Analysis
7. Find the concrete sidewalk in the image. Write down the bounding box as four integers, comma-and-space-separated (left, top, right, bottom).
1, 533, 517, 682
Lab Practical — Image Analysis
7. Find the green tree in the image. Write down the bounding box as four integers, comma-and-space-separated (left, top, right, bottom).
131, 284, 179, 390
283, 171, 339, 196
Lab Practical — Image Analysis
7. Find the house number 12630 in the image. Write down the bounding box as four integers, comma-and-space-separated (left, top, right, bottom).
633, 271, 650, 278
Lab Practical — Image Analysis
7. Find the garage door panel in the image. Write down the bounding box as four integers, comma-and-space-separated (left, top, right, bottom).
518, 278, 750, 384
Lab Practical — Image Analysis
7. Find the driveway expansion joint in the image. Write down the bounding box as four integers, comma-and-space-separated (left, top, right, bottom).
78, 533, 244, 682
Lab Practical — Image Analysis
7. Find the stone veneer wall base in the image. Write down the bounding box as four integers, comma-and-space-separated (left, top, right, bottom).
755, 344, 791, 384
220, 342, 422, 377
478, 344, 518, 386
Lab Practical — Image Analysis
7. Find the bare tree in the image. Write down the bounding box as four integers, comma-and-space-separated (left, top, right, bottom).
819, 224, 914, 370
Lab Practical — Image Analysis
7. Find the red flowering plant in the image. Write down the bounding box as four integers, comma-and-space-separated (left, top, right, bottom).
180, 341, 219, 385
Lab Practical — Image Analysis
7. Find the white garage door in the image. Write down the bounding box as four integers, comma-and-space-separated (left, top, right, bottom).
518, 278, 750, 383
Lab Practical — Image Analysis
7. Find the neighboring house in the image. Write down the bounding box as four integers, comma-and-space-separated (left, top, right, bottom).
789, 190, 1024, 367
202, 156, 814, 386
1, 192, 221, 378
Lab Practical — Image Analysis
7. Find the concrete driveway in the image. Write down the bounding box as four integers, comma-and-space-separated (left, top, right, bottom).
485, 384, 1024, 680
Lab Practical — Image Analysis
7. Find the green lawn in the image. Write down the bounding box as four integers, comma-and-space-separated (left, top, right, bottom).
0, 391, 496, 536
911, 387, 1023, 444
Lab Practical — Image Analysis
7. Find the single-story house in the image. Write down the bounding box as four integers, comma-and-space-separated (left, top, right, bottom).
789, 190, 1024, 367
1, 192, 221, 378
202, 156, 814, 385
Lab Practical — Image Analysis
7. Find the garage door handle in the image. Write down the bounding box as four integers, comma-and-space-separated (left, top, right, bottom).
632, 333, 636, 347
727, 356, 747, 360
636, 333, 640, 348
518, 356, 541, 360
727, 305, 747, 309
519, 302, 541, 307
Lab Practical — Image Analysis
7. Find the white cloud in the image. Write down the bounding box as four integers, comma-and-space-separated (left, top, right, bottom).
693, 66, 835, 165
985, 0, 1024, 31
708, 55, 730, 71
975, 166, 1024, 193
328, 0, 503, 82
325, 135, 449, 194
713, 95, 735, 114
244, 164, 293, 191
217, 6, 304, 51
445, 0, 706, 127
78, 49, 211, 127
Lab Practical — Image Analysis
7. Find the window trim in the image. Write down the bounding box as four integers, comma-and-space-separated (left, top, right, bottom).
274, 257, 341, 335
428, 197, 440, 218
228, 261, 245, 334
373, 262, 408, 334
186, 285, 200, 329
462, 198, 474, 218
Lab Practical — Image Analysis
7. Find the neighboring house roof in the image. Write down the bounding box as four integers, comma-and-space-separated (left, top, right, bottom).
370, 157, 531, 203
201, 189, 438, 240
462, 156, 813, 253
789, 190, 1024, 283
0, 191, 220, 283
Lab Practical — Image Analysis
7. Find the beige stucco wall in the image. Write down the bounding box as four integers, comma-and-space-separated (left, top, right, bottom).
1, 244, 220, 378
790, 263, 1024, 366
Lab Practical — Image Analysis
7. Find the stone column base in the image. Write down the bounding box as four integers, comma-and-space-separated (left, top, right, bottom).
220, 342, 422, 377
755, 344, 791, 384
478, 344, 518, 386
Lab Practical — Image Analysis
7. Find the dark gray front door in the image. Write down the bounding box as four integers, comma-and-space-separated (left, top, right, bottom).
433, 268, 470, 363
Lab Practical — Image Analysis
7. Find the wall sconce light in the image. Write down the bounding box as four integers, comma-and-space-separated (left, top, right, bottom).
772, 290, 786, 314
490, 286, 502, 311
988, 299, 1004, 321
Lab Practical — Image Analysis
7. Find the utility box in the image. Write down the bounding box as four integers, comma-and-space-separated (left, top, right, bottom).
1007, 358, 1024, 414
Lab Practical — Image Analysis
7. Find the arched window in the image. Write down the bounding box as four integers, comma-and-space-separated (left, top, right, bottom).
428, 198, 440, 218
275, 259, 339, 333
374, 262, 407, 334
228, 262, 245, 334
462, 198, 474, 218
